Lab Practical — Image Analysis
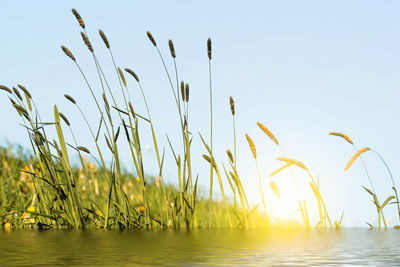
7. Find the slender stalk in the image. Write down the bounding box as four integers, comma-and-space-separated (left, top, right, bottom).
371, 150, 400, 222
208, 57, 214, 228
255, 160, 267, 219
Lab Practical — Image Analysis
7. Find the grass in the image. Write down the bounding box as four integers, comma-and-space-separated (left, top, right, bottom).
0, 8, 398, 230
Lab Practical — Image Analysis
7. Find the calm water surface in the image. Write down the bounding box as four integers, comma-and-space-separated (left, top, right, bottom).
0, 228, 399, 266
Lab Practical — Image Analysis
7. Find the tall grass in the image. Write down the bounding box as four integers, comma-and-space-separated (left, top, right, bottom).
0, 8, 398, 230
330, 132, 398, 228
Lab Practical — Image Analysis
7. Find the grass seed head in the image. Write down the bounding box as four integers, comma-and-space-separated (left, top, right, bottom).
99, 29, 110, 48
180, 81, 185, 102
118, 67, 127, 87
0, 85, 12, 94
102, 93, 110, 111
12, 104, 28, 117
72, 8, 85, 29
168, 40, 176, 58
245, 134, 257, 159
344, 147, 370, 171
229, 96, 235, 115
81, 32, 94, 52
17, 84, 31, 99
124, 68, 139, 82
185, 83, 189, 102
207, 38, 212, 60
329, 132, 353, 145
77, 146, 90, 154
202, 154, 215, 168
270, 180, 280, 198
64, 94, 77, 104
12, 87, 23, 101
226, 150, 234, 163
277, 157, 308, 171
146, 31, 157, 46
61, 46, 76, 61
59, 112, 71, 126
257, 122, 279, 145
129, 102, 136, 118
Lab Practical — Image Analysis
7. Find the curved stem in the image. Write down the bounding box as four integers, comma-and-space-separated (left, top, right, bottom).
371, 149, 400, 222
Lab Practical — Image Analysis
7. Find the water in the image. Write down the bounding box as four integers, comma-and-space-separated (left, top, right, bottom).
0, 228, 399, 266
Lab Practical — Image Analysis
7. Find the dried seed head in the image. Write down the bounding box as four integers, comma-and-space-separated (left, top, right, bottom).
245, 134, 257, 159
118, 68, 126, 87
17, 84, 31, 99
12, 87, 23, 101
99, 29, 110, 48
13, 103, 30, 121
207, 38, 212, 60
102, 93, 110, 111
77, 146, 90, 154
0, 85, 12, 94
64, 94, 77, 104
146, 31, 157, 46
13, 104, 28, 117
61, 46, 76, 61
168, 40, 176, 58
59, 112, 71, 126
124, 68, 139, 82
185, 83, 189, 102
277, 157, 308, 171
202, 154, 215, 168
329, 132, 353, 145
226, 150, 234, 163
129, 102, 136, 118
180, 81, 185, 102
81, 32, 94, 52
344, 147, 370, 171
72, 8, 85, 29
229, 96, 235, 115
270, 180, 280, 198
257, 122, 279, 145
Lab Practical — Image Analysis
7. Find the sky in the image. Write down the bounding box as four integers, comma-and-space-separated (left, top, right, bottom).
1, 0, 400, 227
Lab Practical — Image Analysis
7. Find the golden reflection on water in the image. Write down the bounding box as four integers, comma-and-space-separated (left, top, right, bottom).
0, 228, 399, 265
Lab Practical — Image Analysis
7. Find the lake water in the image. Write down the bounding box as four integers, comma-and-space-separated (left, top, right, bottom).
0, 228, 399, 266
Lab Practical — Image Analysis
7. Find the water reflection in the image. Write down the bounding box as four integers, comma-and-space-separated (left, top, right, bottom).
0, 228, 399, 265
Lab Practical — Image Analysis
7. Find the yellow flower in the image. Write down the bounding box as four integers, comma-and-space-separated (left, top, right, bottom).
138, 206, 145, 213
136, 177, 140, 182
96, 210, 103, 217
27, 206, 35, 213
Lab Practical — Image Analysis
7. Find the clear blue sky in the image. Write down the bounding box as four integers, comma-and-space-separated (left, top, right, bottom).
1, 1, 400, 226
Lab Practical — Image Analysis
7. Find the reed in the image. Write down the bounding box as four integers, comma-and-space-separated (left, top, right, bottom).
207, 38, 214, 228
